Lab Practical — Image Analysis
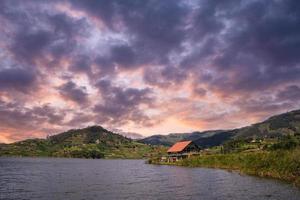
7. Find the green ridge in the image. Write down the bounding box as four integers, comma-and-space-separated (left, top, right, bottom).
0, 126, 167, 159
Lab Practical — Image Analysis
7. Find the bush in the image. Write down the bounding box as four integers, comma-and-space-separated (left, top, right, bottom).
222, 139, 248, 153
270, 135, 299, 150
57, 145, 105, 159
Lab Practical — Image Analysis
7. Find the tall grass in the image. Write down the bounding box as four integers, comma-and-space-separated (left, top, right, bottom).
178, 148, 300, 186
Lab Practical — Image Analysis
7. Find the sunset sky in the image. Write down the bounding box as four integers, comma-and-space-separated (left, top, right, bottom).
0, 0, 300, 143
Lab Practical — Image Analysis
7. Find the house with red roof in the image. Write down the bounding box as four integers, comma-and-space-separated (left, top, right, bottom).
165, 140, 200, 162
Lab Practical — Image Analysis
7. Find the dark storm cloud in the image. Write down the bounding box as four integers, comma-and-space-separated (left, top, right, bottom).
120, 0, 188, 62
94, 44, 137, 72
71, 0, 189, 64
69, 55, 92, 74
179, 37, 218, 69
31, 104, 66, 125
144, 66, 187, 88
69, 0, 300, 94
188, 0, 227, 40
0, 101, 66, 130
207, 0, 300, 92
3, 0, 300, 92
11, 30, 53, 63
0, 1, 89, 65
94, 56, 116, 75
0, 67, 37, 92
65, 113, 94, 126
193, 87, 207, 97
235, 97, 293, 115
277, 85, 300, 101
110, 45, 136, 68
94, 79, 154, 125
57, 81, 89, 105
70, 0, 117, 26
1, 0, 300, 142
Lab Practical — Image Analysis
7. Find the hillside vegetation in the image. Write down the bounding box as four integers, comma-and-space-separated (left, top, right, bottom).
0, 126, 167, 159
179, 148, 300, 186
153, 132, 300, 186
141, 109, 300, 148
139, 130, 224, 146
148, 109, 300, 186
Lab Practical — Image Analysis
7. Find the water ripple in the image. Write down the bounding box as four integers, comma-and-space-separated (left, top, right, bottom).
0, 157, 299, 200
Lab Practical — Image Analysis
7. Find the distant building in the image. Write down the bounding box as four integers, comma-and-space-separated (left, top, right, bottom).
166, 141, 200, 162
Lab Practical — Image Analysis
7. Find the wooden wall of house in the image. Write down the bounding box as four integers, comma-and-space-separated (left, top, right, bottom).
183, 142, 201, 153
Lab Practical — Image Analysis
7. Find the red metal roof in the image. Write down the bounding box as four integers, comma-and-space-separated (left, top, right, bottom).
167, 141, 192, 153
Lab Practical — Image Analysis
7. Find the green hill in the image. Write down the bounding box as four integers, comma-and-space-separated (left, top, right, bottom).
1, 109, 299, 158
139, 130, 224, 146
0, 126, 166, 159
230, 109, 300, 138
140, 109, 300, 148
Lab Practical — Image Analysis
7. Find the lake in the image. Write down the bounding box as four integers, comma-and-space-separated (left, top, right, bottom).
0, 158, 300, 200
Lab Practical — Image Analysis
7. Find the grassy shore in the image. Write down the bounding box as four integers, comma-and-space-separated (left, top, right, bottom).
148, 135, 300, 186
168, 148, 300, 186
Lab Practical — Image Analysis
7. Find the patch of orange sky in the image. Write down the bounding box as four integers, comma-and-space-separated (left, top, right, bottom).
0, 133, 14, 144
124, 117, 200, 136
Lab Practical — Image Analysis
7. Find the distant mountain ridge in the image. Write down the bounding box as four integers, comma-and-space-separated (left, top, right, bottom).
1, 109, 299, 157
106, 128, 144, 139
139, 109, 300, 148
139, 130, 224, 146
116, 131, 144, 139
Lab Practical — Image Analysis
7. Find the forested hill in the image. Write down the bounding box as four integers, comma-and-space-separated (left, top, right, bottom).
1, 109, 299, 158
0, 126, 166, 159
138, 130, 225, 146
140, 109, 300, 148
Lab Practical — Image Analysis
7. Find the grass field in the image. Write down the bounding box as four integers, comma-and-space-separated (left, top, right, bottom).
168, 148, 300, 186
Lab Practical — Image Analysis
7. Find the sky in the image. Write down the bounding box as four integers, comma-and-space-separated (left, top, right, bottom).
0, 0, 300, 143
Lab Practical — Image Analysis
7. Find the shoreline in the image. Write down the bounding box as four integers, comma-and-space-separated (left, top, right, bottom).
154, 161, 297, 189
149, 149, 300, 188
0, 155, 148, 160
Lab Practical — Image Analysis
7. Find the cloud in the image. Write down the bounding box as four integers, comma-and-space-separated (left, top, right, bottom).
1, 1, 89, 66
1, 0, 300, 142
109, 45, 136, 68
0, 67, 37, 93
109, 128, 143, 139
193, 87, 207, 97
57, 81, 89, 105
144, 65, 187, 88
11, 30, 53, 63
94, 79, 155, 126
71, 0, 189, 64
69, 54, 92, 74
206, 0, 300, 93
94, 44, 138, 73
0, 101, 66, 139
277, 85, 300, 101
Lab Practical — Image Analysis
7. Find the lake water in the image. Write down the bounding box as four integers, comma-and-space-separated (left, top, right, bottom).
0, 158, 300, 200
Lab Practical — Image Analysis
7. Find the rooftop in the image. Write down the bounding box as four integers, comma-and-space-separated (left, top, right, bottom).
167, 141, 192, 153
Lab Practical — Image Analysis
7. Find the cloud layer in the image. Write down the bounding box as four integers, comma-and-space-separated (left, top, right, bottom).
0, 0, 300, 142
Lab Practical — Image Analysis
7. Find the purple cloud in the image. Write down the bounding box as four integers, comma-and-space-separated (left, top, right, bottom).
0, 0, 300, 142
57, 81, 89, 105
